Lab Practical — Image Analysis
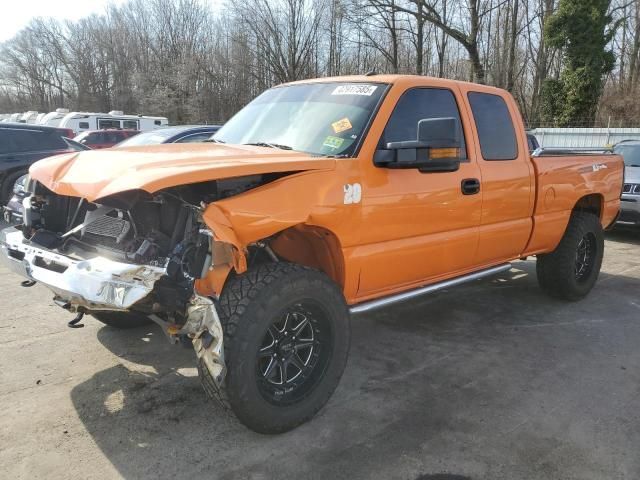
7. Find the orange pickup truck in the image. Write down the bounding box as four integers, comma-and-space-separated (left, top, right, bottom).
0, 75, 623, 433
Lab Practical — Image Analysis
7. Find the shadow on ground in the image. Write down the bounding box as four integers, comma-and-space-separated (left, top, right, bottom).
606, 227, 640, 245
70, 261, 640, 480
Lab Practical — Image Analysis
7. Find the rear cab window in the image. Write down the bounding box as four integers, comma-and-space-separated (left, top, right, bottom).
380, 88, 467, 159
467, 92, 518, 161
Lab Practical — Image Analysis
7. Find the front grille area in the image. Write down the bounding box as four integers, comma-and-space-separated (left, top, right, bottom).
83, 214, 130, 243
623, 183, 640, 194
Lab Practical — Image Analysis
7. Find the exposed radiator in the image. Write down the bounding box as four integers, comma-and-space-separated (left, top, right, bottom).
83, 214, 131, 243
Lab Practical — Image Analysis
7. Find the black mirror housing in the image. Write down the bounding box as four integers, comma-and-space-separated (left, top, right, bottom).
374, 116, 462, 173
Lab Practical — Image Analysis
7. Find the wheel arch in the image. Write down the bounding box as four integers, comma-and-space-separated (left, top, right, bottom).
195, 223, 347, 298
269, 224, 346, 289
524, 193, 605, 256
572, 193, 604, 221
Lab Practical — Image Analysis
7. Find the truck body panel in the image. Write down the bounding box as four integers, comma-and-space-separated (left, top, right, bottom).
4, 74, 624, 308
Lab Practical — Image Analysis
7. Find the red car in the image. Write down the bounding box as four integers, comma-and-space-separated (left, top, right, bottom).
73, 129, 139, 149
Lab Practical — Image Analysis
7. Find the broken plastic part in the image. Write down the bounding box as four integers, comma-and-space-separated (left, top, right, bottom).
187, 295, 226, 387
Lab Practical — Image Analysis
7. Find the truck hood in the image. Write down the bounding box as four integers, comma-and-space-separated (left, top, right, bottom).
29, 143, 336, 202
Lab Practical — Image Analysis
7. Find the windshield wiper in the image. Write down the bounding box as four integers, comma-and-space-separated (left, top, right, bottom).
204, 137, 225, 143
244, 141, 293, 150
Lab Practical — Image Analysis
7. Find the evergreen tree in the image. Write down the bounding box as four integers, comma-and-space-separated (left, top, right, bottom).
542, 0, 617, 126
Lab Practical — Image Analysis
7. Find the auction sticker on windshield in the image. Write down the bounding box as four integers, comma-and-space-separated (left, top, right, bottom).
323, 136, 345, 149
332, 85, 378, 96
332, 118, 353, 134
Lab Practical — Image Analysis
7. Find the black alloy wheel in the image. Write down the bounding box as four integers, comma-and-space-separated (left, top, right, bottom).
574, 232, 597, 282
257, 301, 331, 405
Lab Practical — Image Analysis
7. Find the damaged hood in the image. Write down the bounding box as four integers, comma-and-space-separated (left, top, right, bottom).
28, 143, 336, 201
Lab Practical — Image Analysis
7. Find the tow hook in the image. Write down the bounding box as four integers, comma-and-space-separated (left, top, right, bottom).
20, 280, 36, 287
68, 311, 85, 328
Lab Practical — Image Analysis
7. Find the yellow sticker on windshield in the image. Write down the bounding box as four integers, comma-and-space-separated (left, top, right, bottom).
332, 117, 353, 134
323, 136, 344, 149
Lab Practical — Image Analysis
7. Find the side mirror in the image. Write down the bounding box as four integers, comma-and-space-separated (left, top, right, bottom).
374, 117, 462, 173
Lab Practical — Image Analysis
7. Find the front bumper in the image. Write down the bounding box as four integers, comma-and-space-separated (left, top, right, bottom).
0, 227, 167, 311
617, 195, 640, 226
1, 226, 227, 384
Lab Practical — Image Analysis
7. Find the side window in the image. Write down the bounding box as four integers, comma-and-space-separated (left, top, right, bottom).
78, 122, 89, 130
8, 130, 41, 152
90, 132, 105, 144
122, 120, 138, 130
175, 132, 213, 143
0, 131, 10, 153
98, 119, 121, 129
381, 88, 467, 158
468, 92, 518, 160
40, 131, 67, 150
5, 130, 65, 152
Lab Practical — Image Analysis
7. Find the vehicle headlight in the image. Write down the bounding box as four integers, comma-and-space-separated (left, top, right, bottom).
13, 174, 28, 195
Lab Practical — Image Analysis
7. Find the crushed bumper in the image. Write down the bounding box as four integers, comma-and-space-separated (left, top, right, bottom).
0, 227, 166, 311
0, 226, 227, 386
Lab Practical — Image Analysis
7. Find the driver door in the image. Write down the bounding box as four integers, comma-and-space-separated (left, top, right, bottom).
355, 87, 482, 299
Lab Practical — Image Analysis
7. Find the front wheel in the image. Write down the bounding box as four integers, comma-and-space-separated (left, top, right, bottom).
199, 262, 351, 434
536, 211, 604, 301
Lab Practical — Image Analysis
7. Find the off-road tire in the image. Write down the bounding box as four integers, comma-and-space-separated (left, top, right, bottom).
1, 170, 27, 206
536, 211, 604, 301
92, 311, 153, 329
198, 262, 351, 434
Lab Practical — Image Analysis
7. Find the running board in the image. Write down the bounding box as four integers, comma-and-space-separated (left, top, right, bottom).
349, 263, 512, 315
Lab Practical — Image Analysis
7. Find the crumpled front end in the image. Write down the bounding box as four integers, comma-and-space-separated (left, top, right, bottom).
1, 228, 167, 310
0, 178, 234, 387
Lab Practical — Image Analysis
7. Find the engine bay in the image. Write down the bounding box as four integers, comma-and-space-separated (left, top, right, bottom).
17, 173, 286, 317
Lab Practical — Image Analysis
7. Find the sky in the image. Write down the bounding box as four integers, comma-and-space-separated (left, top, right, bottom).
0, 0, 224, 43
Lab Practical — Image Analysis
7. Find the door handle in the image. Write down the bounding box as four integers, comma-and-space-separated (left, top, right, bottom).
461, 178, 480, 195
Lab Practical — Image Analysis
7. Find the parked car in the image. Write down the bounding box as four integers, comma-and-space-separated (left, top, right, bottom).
114, 125, 222, 147
1, 75, 623, 434
73, 129, 139, 149
614, 140, 640, 226
3, 138, 90, 223
0, 123, 86, 206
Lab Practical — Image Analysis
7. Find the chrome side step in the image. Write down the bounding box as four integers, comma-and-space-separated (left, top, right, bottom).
349, 263, 512, 314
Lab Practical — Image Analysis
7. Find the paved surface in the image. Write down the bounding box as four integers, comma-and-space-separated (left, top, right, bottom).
0, 221, 639, 480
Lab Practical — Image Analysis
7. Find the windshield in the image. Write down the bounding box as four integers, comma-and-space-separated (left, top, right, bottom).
213, 82, 387, 156
614, 144, 640, 167
115, 128, 177, 147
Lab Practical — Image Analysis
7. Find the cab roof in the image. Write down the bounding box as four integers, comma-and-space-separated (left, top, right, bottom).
284, 74, 508, 95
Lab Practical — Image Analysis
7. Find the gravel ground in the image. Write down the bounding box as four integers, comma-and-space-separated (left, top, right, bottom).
0, 221, 638, 480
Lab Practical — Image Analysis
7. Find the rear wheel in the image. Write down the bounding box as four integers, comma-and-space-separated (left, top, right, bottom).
199, 262, 350, 434
536, 211, 604, 301
92, 311, 153, 329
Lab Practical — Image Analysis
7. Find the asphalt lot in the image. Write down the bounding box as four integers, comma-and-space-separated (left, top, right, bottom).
0, 221, 638, 480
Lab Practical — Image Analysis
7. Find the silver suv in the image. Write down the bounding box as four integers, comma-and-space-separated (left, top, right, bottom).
616, 140, 640, 226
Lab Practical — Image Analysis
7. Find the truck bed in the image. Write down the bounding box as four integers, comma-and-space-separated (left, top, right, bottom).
524, 152, 623, 255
